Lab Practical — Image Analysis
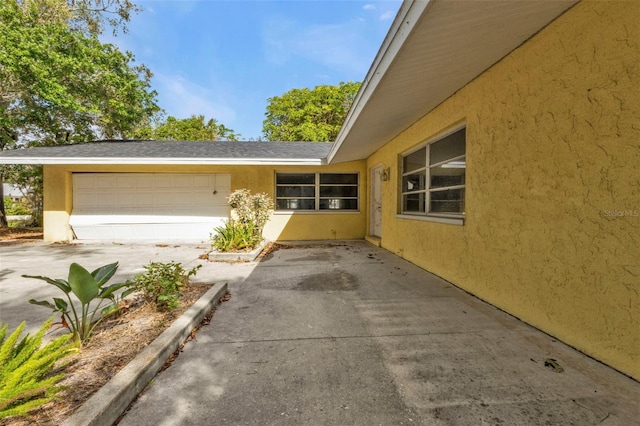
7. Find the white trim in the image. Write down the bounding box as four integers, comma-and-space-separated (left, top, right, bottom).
327, 0, 432, 164
400, 125, 466, 217
397, 214, 464, 226
400, 123, 467, 158
370, 163, 383, 238
274, 171, 360, 212
0, 157, 327, 166
273, 211, 361, 215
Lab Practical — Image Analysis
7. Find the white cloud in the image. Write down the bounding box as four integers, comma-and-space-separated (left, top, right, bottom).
154, 73, 237, 124
363, 4, 376, 10
262, 17, 374, 76
380, 11, 395, 21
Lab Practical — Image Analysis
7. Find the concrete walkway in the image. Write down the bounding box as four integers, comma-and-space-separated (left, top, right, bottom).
116, 241, 639, 425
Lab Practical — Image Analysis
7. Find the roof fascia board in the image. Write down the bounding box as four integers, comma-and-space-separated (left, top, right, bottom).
327, 0, 431, 164
0, 157, 327, 166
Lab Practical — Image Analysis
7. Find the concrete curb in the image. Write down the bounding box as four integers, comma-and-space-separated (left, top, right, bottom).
62, 282, 228, 426
208, 239, 267, 262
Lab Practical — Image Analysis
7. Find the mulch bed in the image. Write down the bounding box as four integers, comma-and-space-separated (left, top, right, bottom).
0, 226, 43, 243
1, 284, 217, 426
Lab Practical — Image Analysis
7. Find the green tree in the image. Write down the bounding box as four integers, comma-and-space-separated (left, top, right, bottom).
262, 81, 361, 142
135, 115, 240, 141
0, 0, 160, 225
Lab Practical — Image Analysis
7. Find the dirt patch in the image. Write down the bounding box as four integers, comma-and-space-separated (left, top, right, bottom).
1, 284, 220, 426
0, 226, 43, 243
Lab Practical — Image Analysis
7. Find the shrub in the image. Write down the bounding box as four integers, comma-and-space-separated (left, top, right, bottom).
24, 262, 133, 346
211, 189, 274, 252
0, 319, 74, 419
3, 197, 31, 216
227, 189, 274, 233
211, 220, 262, 252
130, 261, 201, 310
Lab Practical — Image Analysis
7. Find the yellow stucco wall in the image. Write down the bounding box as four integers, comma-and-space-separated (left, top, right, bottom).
368, 1, 640, 379
42, 160, 367, 243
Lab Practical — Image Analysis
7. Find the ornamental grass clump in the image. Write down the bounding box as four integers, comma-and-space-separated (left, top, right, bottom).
211, 189, 274, 252
0, 319, 74, 419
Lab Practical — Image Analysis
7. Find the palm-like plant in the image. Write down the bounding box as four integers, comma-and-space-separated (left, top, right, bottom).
24, 262, 133, 346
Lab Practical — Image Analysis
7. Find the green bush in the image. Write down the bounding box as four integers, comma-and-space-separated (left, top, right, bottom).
211, 189, 273, 252
211, 220, 262, 252
24, 262, 133, 346
227, 189, 274, 232
3, 197, 31, 216
0, 319, 73, 419
130, 261, 201, 310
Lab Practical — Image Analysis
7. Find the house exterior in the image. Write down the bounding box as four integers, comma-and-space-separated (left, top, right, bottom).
3, 141, 366, 241
1, 0, 638, 380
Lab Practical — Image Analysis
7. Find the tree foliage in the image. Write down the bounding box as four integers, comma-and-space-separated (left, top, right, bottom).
262, 81, 361, 142
0, 0, 159, 224
134, 115, 240, 141
0, 0, 159, 149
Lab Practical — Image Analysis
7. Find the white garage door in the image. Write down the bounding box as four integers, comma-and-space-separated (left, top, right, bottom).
70, 173, 230, 240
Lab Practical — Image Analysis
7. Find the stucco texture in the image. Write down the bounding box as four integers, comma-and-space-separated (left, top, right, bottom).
42, 161, 367, 243
368, 1, 639, 379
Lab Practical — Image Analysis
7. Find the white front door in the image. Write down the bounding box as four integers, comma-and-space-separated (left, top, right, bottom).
370, 165, 383, 237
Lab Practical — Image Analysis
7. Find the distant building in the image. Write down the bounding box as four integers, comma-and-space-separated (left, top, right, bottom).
2, 183, 25, 201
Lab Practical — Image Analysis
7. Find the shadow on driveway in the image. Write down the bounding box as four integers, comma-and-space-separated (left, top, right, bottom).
115, 241, 639, 425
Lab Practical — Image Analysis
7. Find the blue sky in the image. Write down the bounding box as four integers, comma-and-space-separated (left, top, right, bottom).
103, 1, 401, 140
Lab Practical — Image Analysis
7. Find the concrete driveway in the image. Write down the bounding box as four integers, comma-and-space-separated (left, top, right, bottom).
1, 240, 638, 424
0, 240, 252, 335
119, 241, 637, 425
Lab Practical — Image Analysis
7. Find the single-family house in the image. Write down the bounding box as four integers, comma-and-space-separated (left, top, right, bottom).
1, 0, 638, 380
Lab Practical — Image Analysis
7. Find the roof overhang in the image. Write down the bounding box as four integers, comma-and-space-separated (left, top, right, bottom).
0, 157, 327, 166
328, 0, 578, 163
0, 141, 332, 166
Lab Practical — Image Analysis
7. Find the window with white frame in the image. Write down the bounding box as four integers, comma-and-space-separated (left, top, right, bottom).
401, 127, 466, 217
275, 172, 359, 211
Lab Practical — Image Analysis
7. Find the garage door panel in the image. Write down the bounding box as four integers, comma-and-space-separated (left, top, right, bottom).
192, 175, 212, 188
135, 193, 155, 207
75, 193, 98, 207
75, 176, 97, 189
173, 175, 196, 188
71, 173, 230, 240
97, 194, 117, 207
117, 193, 135, 206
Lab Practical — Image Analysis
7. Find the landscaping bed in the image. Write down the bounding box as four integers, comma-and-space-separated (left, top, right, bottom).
0, 226, 42, 242
1, 283, 222, 426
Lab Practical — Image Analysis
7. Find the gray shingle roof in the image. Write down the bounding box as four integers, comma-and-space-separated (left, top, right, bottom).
0, 140, 333, 165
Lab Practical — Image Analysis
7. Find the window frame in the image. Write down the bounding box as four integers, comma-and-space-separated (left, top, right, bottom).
400, 126, 466, 223
275, 172, 360, 212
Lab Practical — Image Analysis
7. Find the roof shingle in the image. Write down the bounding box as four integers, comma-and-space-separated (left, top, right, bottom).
0, 140, 334, 165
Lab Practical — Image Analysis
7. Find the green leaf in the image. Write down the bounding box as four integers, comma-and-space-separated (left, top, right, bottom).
53, 298, 68, 312
21, 275, 70, 293
100, 303, 119, 317
91, 262, 119, 286
121, 288, 136, 299
29, 299, 57, 310
99, 281, 129, 298
67, 263, 99, 305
